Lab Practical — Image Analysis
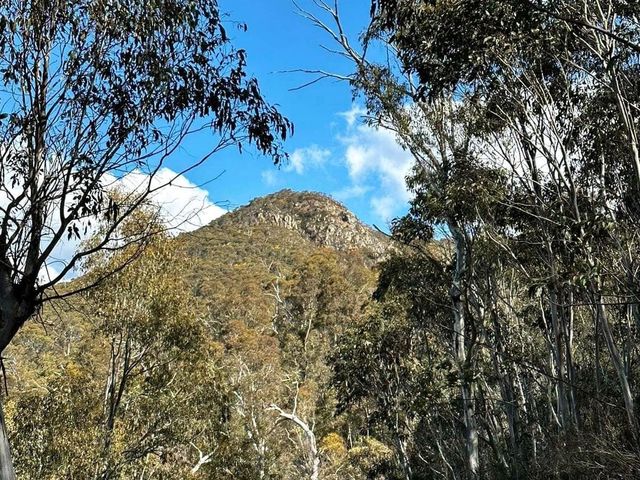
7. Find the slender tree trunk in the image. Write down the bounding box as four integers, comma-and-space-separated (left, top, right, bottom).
515, 365, 536, 466
0, 400, 16, 480
449, 222, 479, 477
594, 308, 602, 433
489, 291, 519, 472
478, 382, 509, 474
564, 290, 578, 428
269, 404, 319, 480
396, 436, 412, 480
592, 285, 639, 444
547, 250, 571, 431
99, 334, 133, 480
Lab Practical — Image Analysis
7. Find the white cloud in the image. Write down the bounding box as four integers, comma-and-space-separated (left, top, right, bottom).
34, 167, 226, 282
371, 196, 398, 222
338, 106, 414, 221
339, 104, 367, 128
286, 145, 331, 174
278, 105, 413, 223
332, 184, 371, 201
261, 169, 280, 187
110, 167, 226, 233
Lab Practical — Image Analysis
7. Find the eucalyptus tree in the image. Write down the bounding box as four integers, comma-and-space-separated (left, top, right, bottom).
83, 224, 212, 480
299, 2, 511, 474
8, 221, 220, 479
0, 0, 290, 477
368, 0, 640, 442
364, 0, 640, 471
300, 0, 640, 476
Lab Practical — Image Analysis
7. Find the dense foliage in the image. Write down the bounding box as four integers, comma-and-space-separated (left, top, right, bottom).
4, 193, 395, 479
0, 2, 290, 474
4, 1, 640, 479
323, 0, 640, 478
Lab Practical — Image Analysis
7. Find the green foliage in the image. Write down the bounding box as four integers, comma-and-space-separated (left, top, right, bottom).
317, 2, 640, 477
0, 0, 292, 381
4, 192, 382, 479
7, 226, 226, 479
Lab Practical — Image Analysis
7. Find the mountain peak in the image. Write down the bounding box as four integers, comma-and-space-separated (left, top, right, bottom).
213, 189, 390, 260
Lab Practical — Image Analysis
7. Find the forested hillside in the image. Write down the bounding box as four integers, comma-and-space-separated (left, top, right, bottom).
293, 1, 640, 478
6, 177, 640, 479
1, 1, 640, 479
3, 191, 397, 479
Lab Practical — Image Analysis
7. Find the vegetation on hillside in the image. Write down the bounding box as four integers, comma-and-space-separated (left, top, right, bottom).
3, 1, 640, 479
5, 193, 390, 479
0, 0, 290, 474
294, 0, 640, 478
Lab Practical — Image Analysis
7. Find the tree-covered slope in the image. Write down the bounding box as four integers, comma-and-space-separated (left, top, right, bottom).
3, 190, 392, 479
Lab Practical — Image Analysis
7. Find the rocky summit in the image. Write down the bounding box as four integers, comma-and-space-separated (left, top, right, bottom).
211, 189, 392, 262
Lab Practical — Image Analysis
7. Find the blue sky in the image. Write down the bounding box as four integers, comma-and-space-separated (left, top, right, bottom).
165, 0, 413, 230
32, 0, 414, 281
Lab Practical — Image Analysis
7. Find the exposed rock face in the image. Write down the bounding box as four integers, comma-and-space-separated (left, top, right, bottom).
213, 189, 391, 261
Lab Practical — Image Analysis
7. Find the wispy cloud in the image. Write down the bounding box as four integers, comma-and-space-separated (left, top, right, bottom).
286, 145, 331, 174
259, 105, 413, 224
371, 196, 397, 222
332, 184, 371, 201
261, 169, 280, 187
260, 145, 332, 187
339, 104, 367, 128
338, 105, 413, 222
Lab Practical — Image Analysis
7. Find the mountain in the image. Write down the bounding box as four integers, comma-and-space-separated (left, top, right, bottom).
6, 189, 394, 479
176, 189, 388, 326
210, 189, 391, 261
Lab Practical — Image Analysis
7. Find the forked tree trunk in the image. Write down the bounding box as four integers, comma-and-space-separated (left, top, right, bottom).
0, 400, 16, 480
268, 404, 319, 480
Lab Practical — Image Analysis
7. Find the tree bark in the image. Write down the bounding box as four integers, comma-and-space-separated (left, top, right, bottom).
0, 400, 16, 480
546, 249, 571, 430
0, 276, 36, 480
268, 404, 319, 480
592, 285, 639, 444
449, 222, 479, 477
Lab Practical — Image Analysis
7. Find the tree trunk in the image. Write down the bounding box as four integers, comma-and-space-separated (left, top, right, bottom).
269, 404, 319, 480
396, 436, 413, 480
449, 222, 479, 477
564, 289, 579, 428
592, 286, 639, 444
547, 257, 571, 430
489, 272, 521, 470
594, 308, 602, 433
0, 280, 34, 480
0, 400, 16, 480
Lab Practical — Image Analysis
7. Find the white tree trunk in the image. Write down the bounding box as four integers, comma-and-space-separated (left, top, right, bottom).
190, 444, 215, 475
449, 222, 479, 477
593, 289, 639, 443
268, 404, 320, 480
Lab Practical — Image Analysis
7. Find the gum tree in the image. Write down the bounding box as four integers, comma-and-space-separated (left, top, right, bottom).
0, 0, 291, 477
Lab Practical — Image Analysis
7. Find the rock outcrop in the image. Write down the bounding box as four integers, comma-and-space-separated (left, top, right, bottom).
212, 189, 392, 262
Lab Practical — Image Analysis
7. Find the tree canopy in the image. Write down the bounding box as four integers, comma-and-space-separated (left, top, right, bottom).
0, 1, 291, 477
